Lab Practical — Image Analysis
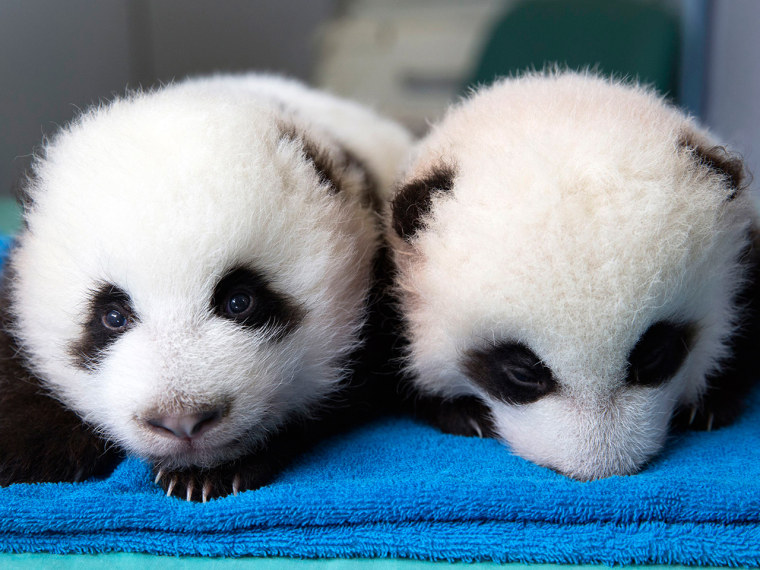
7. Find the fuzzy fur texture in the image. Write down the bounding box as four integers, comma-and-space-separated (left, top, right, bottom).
387, 71, 758, 481
1, 73, 411, 499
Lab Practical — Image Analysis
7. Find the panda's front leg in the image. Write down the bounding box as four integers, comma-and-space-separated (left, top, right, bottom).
0, 364, 122, 485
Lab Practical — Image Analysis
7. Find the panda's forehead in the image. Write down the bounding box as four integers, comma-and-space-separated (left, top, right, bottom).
407, 141, 735, 378
37, 100, 283, 220
416, 153, 724, 305
23, 97, 346, 315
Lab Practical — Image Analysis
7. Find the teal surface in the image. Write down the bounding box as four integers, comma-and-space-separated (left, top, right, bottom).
0, 197, 21, 235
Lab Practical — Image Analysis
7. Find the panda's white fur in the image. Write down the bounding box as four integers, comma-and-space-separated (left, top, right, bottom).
6, 74, 411, 489
387, 72, 757, 481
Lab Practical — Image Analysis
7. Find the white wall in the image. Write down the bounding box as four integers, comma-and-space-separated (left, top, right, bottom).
703, 0, 760, 186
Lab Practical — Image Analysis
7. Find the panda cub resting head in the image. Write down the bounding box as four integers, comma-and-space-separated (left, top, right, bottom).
0, 74, 411, 500
387, 71, 758, 481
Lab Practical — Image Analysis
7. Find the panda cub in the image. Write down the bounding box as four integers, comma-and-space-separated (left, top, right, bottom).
0, 74, 411, 500
387, 71, 759, 481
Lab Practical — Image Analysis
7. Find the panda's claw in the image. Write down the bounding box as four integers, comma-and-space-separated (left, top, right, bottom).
202, 479, 212, 503
707, 412, 715, 432
688, 406, 697, 425
165, 476, 176, 497
152, 444, 289, 501
468, 418, 484, 439
413, 395, 495, 439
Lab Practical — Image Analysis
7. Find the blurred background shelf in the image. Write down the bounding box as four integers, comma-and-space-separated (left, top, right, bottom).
1, 0, 758, 216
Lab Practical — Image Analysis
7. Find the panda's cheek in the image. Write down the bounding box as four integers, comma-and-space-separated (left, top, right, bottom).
93, 353, 161, 433
81, 331, 168, 418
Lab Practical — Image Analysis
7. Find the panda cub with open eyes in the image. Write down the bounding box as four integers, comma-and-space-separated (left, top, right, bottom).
0, 73, 411, 500
386, 71, 759, 481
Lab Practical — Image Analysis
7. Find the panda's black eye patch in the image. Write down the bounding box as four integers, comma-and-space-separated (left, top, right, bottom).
463, 342, 556, 405
211, 267, 303, 340
70, 284, 136, 370
627, 321, 695, 387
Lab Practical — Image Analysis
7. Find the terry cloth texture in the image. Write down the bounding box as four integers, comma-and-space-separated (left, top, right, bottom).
1, 393, 760, 564
0, 237, 759, 564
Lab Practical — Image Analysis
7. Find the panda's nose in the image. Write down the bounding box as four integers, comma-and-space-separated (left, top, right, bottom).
146, 409, 223, 440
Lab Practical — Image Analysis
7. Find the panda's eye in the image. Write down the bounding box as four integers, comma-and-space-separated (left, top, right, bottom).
102, 308, 129, 331
70, 284, 137, 371
211, 266, 304, 340
627, 321, 694, 387
225, 292, 253, 316
464, 342, 556, 405
499, 364, 535, 388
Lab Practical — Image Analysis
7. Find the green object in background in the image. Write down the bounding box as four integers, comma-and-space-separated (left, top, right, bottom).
0, 197, 21, 235
468, 0, 681, 100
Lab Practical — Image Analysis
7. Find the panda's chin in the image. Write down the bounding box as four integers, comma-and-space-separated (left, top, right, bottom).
487, 389, 672, 481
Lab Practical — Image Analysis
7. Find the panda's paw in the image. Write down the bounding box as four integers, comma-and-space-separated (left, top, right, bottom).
672, 389, 748, 432
154, 457, 277, 502
413, 395, 496, 438
672, 403, 736, 432
154, 467, 230, 502
687, 406, 716, 432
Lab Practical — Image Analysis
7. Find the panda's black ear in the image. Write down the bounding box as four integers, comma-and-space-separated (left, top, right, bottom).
280, 123, 342, 194
279, 123, 377, 208
679, 132, 748, 201
391, 164, 456, 242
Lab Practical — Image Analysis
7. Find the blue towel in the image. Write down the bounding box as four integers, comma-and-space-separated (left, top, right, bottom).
0, 231, 759, 565
0, 388, 759, 564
